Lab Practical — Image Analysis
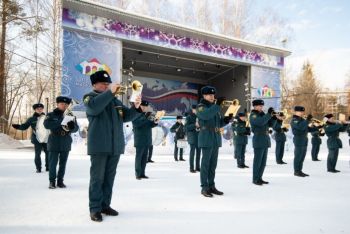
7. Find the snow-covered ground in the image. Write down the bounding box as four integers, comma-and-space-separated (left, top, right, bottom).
0, 135, 350, 234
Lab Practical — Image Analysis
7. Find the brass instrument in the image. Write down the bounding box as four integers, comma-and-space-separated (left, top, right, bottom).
222, 99, 240, 107
224, 99, 241, 117
62, 99, 79, 132
115, 80, 143, 96
147, 110, 166, 122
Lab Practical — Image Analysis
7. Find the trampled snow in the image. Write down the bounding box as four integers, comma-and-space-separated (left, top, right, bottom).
0, 133, 349, 234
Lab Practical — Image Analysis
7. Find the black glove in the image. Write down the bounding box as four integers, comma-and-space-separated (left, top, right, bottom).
223, 116, 231, 124
216, 97, 226, 106
319, 132, 325, 137
271, 115, 277, 120
307, 114, 313, 122
268, 129, 273, 134
12, 124, 20, 129
282, 127, 289, 132
245, 127, 251, 135
67, 121, 75, 130
267, 107, 275, 114
145, 112, 152, 118
348, 116, 350, 121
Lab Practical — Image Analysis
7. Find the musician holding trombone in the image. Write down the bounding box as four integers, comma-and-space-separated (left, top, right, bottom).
83, 70, 142, 222
323, 114, 348, 173
12, 103, 49, 173
132, 100, 158, 180
44, 96, 79, 189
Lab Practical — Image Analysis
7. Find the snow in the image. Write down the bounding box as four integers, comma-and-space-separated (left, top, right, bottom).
0, 133, 25, 149
0, 134, 350, 234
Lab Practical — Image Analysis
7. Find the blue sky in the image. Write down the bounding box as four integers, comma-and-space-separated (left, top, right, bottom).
254, 0, 350, 89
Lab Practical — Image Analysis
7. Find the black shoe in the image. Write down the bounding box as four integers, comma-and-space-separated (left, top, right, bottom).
57, 181, 66, 188
243, 164, 249, 168
294, 171, 305, 177
201, 190, 213, 198
140, 175, 149, 179
281, 161, 287, 164
312, 159, 321, 161
253, 181, 263, 186
101, 207, 119, 216
49, 181, 56, 189
196, 168, 200, 172
36, 169, 41, 173
277, 161, 287, 165
209, 187, 224, 195
90, 212, 103, 222
190, 169, 196, 173
147, 160, 155, 163
328, 169, 340, 173
175, 158, 178, 161
237, 165, 244, 169
179, 159, 185, 161
259, 179, 269, 184
45, 168, 49, 172
301, 172, 309, 177
136, 176, 142, 180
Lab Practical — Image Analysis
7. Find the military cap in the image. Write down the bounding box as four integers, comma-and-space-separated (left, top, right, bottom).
32, 103, 44, 110
90, 70, 112, 85
252, 99, 264, 106
192, 104, 197, 109
201, 86, 216, 95
294, 106, 305, 112
176, 116, 183, 120
56, 96, 72, 104
237, 112, 246, 117
141, 100, 149, 106
324, 113, 334, 119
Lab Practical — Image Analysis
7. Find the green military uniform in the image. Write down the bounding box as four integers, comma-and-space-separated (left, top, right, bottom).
324, 120, 347, 172
170, 120, 185, 161
249, 108, 272, 184
44, 106, 79, 187
290, 113, 316, 176
84, 89, 141, 215
197, 91, 230, 197
232, 117, 250, 168
185, 111, 201, 172
311, 129, 323, 161
272, 118, 287, 164
13, 112, 48, 172
132, 112, 157, 178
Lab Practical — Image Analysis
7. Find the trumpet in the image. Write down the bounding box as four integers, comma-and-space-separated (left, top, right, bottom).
62, 99, 79, 132
115, 80, 143, 96
222, 99, 240, 107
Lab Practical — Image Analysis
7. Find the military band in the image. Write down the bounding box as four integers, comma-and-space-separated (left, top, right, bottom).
170, 116, 186, 161
272, 112, 288, 164
310, 126, 324, 161
232, 112, 250, 168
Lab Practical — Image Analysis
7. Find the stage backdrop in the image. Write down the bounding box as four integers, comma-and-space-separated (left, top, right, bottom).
250, 66, 281, 111
62, 29, 122, 111
126, 76, 199, 116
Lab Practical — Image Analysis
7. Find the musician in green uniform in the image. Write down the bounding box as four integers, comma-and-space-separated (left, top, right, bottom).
272, 113, 288, 164
83, 70, 141, 222
323, 114, 348, 173
132, 100, 158, 179
249, 99, 274, 185
310, 127, 324, 161
232, 112, 250, 168
196, 86, 232, 197
44, 96, 79, 189
290, 106, 316, 177
170, 116, 186, 161
12, 103, 49, 173
185, 105, 201, 173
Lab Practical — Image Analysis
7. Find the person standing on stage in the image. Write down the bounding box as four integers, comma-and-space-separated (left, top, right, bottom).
272, 113, 288, 165
324, 114, 348, 173
196, 86, 232, 197
170, 116, 186, 161
132, 100, 158, 180
12, 103, 49, 173
185, 105, 201, 173
83, 70, 141, 222
44, 96, 79, 189
232, 112, 250, 169
249, 100, 274, 186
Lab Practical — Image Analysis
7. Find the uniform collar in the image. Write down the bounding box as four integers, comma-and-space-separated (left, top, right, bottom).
53, 108, 64, 115
200, 98, 213, 106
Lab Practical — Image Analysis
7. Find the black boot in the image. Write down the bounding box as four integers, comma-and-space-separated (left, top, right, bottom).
140, 175, 149, 179
195, 168, 200, 172
101, 207, 119, 216
57, 180, 66, 188
209, 187, 224, 195
258, 179, 269, 184
201, 190, 213, 198
147, 160, 155, 163
190, 169, 196, 173
301, 171, 309, 177
294, 171, 305, 177
49, 181, 56, 189
45, 168, 49, 172
253, 181, 263, 186
36, 169, 41, 173
179, 158, 185, 161
90, 212, 103, 222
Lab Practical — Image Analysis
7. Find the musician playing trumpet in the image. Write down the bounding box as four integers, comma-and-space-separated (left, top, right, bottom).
12, 103, 49, 173
44, 96, 79, 189
323, 114, 348, 173
83, 70, 142, 222
185, 105, 201, 173
132, 100, 158, 180
232, 112, 250, 169
272, 112, 288, 165
310, 122, 325, 162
